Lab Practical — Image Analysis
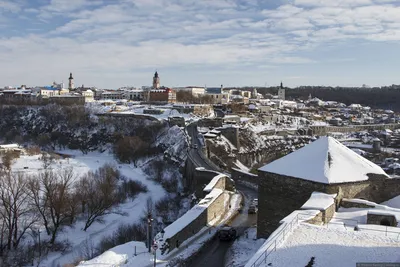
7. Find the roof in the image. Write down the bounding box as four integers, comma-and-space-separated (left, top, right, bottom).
259, 136, 388, 184
301, 192, 337, 210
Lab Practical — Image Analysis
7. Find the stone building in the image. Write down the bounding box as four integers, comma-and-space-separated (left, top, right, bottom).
256, 136, 400, 238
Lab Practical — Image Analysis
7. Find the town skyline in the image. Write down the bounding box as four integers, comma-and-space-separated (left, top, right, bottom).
1, 0, 400, 88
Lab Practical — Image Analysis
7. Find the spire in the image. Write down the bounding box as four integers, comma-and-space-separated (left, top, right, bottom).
280, 81, 283, 89
154, 71, 158, 78
69, 73, 73, 80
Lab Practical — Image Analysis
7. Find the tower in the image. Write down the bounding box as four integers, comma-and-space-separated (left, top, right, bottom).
278, 81, 285, 100
68, 73, 75, 90
152, 71, 160, 89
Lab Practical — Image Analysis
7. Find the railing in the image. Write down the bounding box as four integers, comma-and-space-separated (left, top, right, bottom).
249, 212, 310, 267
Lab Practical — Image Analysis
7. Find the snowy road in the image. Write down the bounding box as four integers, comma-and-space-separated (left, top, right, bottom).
189, 184, 258, 267
186, 122, 258, 267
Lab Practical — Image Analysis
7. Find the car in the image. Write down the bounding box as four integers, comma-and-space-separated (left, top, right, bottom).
192, 144, 198, 149
248, 204, 258, 214
218, 226, 237, 241
252, 199, 258, 206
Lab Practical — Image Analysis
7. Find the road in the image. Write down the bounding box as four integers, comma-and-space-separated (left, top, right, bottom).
186, 122, 258, 267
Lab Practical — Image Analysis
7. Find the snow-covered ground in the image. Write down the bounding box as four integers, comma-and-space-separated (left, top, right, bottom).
258, 223, 400, 267
225, 228, 265, 267
90, 103, 198, 121
11, 150, 166, 267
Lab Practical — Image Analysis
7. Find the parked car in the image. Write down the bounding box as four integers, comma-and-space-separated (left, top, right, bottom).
248, 204, 258, 214
252, 199, 258, 207
218, 226, 237, 241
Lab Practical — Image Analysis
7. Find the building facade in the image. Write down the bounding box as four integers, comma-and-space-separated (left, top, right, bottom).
149, 88, 176, 103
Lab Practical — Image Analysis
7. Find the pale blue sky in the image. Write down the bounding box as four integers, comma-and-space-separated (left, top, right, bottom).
1, 0, 400, 88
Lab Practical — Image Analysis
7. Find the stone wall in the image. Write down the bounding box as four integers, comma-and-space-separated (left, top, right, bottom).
340, 200, 375, 209
218, 126, 240, 149
197, 118, 223, 128
231, 168, 258, 186
367, 213, 397, 227
310, 123, 400, 136
158, 174, 234, 254
257, 171, 400, 238
164, 192, 227, 252
304, 203, 336, 225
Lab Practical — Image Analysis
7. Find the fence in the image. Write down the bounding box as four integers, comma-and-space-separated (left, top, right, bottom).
327, 216, 400, 240
249, 212, 400, 267
249, 212, 312, 267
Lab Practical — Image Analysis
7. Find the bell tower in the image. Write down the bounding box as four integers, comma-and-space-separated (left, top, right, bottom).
153, 71, 160, 89
68, 72, 75, 90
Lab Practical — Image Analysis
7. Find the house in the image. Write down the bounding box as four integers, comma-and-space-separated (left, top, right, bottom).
256, 136, 399, 238
123, 89, 145, 101
173, 87, 205, 97
205, 87, 229, 104
149, 87, 176, 103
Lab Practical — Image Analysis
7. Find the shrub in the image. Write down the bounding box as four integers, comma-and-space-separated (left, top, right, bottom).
97, 222, 147, 254
25, 146, 41, 155
118, 180, 148, 201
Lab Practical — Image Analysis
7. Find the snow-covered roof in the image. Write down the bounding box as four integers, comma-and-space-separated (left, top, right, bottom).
259, 136, 388, 184
203, 174, 226, 193
301, 192, 337, 210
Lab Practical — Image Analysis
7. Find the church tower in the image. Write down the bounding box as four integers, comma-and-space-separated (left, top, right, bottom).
68, 73, 75, 90
278, 81, 285, 100
152, 71, 160, 89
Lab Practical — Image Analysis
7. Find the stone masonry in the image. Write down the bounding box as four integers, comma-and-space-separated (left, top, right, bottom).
257, 171, 400, 238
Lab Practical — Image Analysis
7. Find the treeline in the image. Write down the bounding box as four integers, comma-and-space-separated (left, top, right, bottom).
0, 104, 166, 157
0, 163, 147, 266
254, 87, 400, 111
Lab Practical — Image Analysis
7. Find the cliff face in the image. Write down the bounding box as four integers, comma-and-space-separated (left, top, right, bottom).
205, 126, 313, 171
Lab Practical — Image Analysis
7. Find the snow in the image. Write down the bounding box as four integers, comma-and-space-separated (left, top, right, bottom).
301, 192, 337, 211
0, 143, 19, 149
85, 191, 241, 267
259, 136, 388, 184
155, 189, 223, 245
225, 228, 265, 267
246, 210, 319, 267
255, 223, 400, 267
14, 150, 166, 267
233, 160, 250, 172
204, 133, 217, 138
77, 241, 146, 267
382, 195, 400, 209
203, 174, 226, 192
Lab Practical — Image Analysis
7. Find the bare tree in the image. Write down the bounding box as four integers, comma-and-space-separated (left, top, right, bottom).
27, 168, 76, 244
0, 172, 38, 253
77, 164, 122, 231
40, 152, 54, 170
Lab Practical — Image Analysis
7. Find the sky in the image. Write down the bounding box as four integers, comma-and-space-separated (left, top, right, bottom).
1, 0, 400, 88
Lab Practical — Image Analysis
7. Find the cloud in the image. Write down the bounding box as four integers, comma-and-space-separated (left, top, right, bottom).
0, 0, 399, 87
0, 0, 21, 13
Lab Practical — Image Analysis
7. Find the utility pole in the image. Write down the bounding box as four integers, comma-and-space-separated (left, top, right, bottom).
147, 213, 153, 253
